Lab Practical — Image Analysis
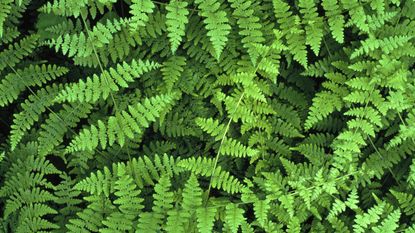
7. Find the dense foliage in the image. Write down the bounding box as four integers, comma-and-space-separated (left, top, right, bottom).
0, 0, 415, 232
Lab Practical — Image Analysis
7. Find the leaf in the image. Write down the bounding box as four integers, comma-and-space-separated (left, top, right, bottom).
166, 0, 189, 53
129, 0, 155, 30
196, 206, 217, 233
253, 199, 270, 227
194, 0, 231, 60
225, 203, 245, 233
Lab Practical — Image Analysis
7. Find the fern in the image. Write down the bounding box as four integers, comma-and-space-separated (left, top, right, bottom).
196, 206, 217, 233
219, 137, 259, 158
101, 164, 144, 231
129, 0, 155, 31
0, 65, 68, 107
181, 174, 203, 218
151, 175, 174, 226
66, 93, 176, 152
0, 26, 20, 45
165, 209, 187, 233
66, 195, 111, 232
322, 0, 345, 43
39, 0, 115, 19
2, 0, 415, 232
178, 157, 246, 194
272, 0, 307, 67
9, 84, 64, 150
160, 56, 186, 92
46, 18, 128, 58
225, 203, 245, 233
75, 154, 181, 194
228, 0, 265, 59
305, 91, 343, 129
55, 59, 160, 103
165, 0, 189, 53
389, 109, 415, 148
353, 203, 385, 233
299, 0, 324, 55
194, 0, 231, 60
372, 209, 401, 233
0, 34, 38, 72
0, 0, 13, 38
351, 35, 413, 59
0, 143, 60, 232
196, 117, 227, 141
253, 198, 270, 227
37, 102, 93, 156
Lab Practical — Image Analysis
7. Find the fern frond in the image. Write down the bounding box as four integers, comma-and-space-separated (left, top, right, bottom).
351, 35, 412, 59
74, 166, 114, 197
345, 107, 382, 127
129, 0, 155, 30
0, 0, 13, 38
151, 175, 174, 226
39, 0, 113, 18
391, 190, 415, 217
101, 211, 136, 232
15, 204, 59, 232
46, 18, 128, 58
136, 212, 160, 232
225, 203, 245, 233
347, 119, 375, 137
53, 174, 82, 229
342, 0, 369, 33
353, 202, 385, 233
4, 187, 56, 218
196, 206, 217, 233
305, 91, 343, 130
372, 209, 401, 233
228, 0, 265, 60
0, 34, 38, 72
66, 94, 176, 152
253, 198, 270, 227
75, 154, 181, 197
219, 137, 259, 158
178, 157, 245, 193
292, 143, 326, 165
72, 26, 144, 67
101, 164, 144, 231
161, 56, 186, 92
299, 0, 324, 55
0, 64, 69, 107
194, 0, 231, 60
37, 102, 93, 156
165, 209, 187, 233
66, 195, 112, 232
367, 11, 398, 31
389, 110, 415, 148
0, 153, 60, 198
322, 0, 344, 43
55, 59, 160, 103
9, 84, 64, 150
0, 26, 20, 45
127, 154, 182, 187
196, 117, 227, 141
272, 0, 307, 67
182, 174, 203, 218
155, 111, 198, 137
166, 0, 188, 53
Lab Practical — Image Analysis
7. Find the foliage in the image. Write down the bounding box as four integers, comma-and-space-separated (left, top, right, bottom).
0, 0, 415, 232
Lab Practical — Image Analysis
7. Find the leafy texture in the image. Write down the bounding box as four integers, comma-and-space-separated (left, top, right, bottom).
166, 0, 189, 53
1, 0, 415, 232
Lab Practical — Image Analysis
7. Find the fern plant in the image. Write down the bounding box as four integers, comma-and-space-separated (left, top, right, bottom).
1, 0, 415, 232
